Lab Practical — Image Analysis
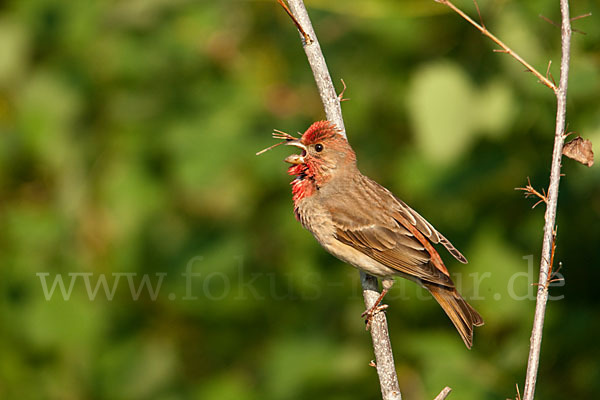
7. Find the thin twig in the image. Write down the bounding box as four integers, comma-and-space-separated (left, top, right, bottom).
570, 12, 591, 22
435, 0, 557, 92
515, 177, 548, 209
338, 78, 350, 102
545, 60, 555, 87
531, 228, 563, 289
546, 227, 558, 288
549, 262, 564, 284
540, 13, 586, 35
255, 129, 299, 156
276, 0, 312, 44
522, 1, 572, 399
540, 13, 560, 28
281, 1, 399, 399
473, 0, 485, 28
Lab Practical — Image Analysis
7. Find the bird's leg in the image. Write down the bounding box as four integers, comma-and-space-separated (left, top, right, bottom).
362, 279, 394, 330
362, 288, 389, 330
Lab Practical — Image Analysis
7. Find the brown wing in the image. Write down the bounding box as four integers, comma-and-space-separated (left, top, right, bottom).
394, 198, 467, 264
334, 220, 453, 287
330, 175, 465, 287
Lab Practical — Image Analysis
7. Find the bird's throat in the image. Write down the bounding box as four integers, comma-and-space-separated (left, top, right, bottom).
288, 163, 317, 205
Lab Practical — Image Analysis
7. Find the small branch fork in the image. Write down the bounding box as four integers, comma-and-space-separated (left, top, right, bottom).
435, 0, 557, 92
514, 383, 522, 400
338, 78, 350, 102
531, 227, 564, 291
515, 177, 548, 209
276, 0, 312, 44
539, 12, 592, 35
513, 182, 563, 289
542, 228, 564, 288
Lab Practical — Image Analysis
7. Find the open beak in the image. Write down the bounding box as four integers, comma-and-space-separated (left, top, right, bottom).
284, 140, 307, 164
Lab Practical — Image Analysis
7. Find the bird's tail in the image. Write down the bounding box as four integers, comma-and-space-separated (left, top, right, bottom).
425, 283, 484, 349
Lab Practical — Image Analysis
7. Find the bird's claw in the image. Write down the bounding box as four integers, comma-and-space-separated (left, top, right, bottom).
362, 303, 388, 330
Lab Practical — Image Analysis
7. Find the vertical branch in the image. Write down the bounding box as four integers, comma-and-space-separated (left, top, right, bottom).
523, 1, 572, 399
435, 1, 574, 397
281, 1, 400, 399
361, 273, 402, 400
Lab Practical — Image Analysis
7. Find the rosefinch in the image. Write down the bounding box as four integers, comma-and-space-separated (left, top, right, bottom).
260, 121, 483, 348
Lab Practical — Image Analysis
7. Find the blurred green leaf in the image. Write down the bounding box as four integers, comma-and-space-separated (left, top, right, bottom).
407, 61, 476, 164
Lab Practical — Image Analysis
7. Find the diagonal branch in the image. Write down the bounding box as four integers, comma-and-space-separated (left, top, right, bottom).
435, 0, 557, 92
280, 1, 399, 399
280, 0, 346, 137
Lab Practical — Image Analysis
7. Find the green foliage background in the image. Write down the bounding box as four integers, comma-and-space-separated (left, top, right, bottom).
1, 0, 599, 399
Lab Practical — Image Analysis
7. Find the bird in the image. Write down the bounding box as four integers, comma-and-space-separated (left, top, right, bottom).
258, 120, 483, 348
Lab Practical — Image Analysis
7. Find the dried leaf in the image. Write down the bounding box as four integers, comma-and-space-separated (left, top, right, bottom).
563, 136, 594, 167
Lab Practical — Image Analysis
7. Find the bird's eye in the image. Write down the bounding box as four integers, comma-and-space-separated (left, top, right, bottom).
315, 143, 323, 152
